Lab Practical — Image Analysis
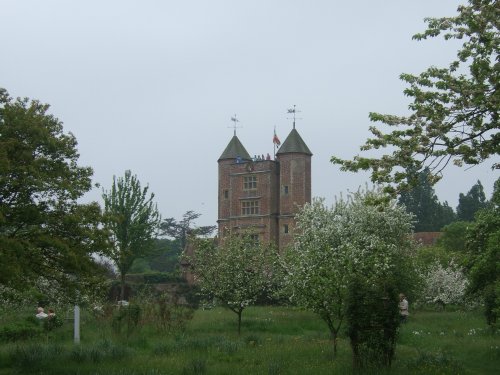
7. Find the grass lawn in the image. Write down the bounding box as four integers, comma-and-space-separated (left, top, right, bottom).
0, 305, 498, 374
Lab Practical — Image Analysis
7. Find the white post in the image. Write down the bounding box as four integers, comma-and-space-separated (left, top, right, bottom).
74, 305, 80, 344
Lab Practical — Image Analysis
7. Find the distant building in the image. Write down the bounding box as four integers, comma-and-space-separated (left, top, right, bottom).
414, 232, 442, 246
217, 126, 312, 250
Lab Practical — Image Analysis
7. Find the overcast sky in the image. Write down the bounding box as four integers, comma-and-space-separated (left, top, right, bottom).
1, 0, 498, 227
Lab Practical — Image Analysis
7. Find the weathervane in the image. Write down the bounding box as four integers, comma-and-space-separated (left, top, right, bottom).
229, 114, 242, 136
286, 105, 302, 129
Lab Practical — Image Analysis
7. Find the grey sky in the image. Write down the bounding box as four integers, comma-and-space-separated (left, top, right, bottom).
1, 0, 498, 227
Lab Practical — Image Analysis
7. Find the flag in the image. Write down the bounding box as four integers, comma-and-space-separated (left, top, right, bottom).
273, 129, 281, 146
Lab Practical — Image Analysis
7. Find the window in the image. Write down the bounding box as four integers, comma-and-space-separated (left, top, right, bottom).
244, 176, 257, 190
284, 224, 289, 234
224, 190, 229, 199
283, 185, 289, 195
242, 200, 259, 215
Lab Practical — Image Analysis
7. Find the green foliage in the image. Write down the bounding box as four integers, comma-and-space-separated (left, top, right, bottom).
112, 304, 142, 337
0, 88, 109, 301
331, 0, 499, 193
129, 258, 152, 273
187, 234, 277, 334
140, 271, 184, 284
466, 178, 500, 326
0, 319, 42, 342
161, 210, 216, 251
43, 315, 64, 332
398, 168, 456, 231
147, 238, 182, 273
0, 306, 499, 374
127, 271, 185, 286
181, 358, 207, 375
415, 245, 455, 269
437, 221, 472, 253
8, 343, 64, 371
347, 279, 399, 368
102, 170, 162, 300
457, 180, 488, 221
280, 188, 418, 362
134, 289, 196, 333
125, 238, 182, 276
70, 339, 131, 363
406, 350, 463, 375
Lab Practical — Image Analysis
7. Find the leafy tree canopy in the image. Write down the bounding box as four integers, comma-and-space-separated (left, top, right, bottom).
398, 168, 456, 231
0, 88, 109, 303
437, 220, 472, 253
160, 210, 216, 251
187, 233, 276, 335
134, 238, 180, 274
457, 180, 488, 221
331, 0, 499, 194
280, 189, 418, 358
102, 170, 161, 300
466, 177, 500, 326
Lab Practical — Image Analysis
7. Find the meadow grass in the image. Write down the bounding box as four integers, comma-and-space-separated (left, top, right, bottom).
0, 306, 498, 374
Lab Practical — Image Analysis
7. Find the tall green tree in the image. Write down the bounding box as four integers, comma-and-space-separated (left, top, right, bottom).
457, 180, 488, 221
398, 168, 456, 231
466, 177, 500, 326
102, 170, 161, 300
331, 0, 499, 194
0, 88, 108, 302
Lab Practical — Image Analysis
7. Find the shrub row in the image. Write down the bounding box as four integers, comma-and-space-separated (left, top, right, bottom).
126, 272, 185, 284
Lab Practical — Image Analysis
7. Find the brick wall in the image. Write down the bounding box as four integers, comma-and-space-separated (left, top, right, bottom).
276, 153, 311, 250
218, 151, 311, 251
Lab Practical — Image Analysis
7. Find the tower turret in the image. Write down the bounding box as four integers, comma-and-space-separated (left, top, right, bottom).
218, 134, 252, 234
276, 127, 312, 249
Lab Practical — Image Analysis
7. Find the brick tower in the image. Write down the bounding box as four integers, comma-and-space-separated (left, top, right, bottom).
217, 122, 312, 251
275, 126, 312, 249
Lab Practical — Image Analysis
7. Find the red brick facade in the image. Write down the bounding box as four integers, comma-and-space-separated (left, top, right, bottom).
218, 130, 311, 251
413, 232, 442, 246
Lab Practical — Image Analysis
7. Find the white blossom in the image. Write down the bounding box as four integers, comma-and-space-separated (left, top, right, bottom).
421, 260, 468, 307
279, 188, 416, 353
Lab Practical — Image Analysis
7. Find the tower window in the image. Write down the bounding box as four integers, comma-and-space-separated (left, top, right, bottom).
283, 185, 289, 195
250, 234, 259, 244
284, 224, 289, 234
242, 200, 259, 215
224, 190, 229, 199
244, 176, 257, 190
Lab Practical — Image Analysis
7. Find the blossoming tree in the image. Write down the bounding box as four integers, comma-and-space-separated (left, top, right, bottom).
422, 260, 468, 309
187, 233, 276, 335
280, 189, 417, 366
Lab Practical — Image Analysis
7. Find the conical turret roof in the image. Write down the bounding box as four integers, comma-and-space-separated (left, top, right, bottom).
218, 135, 252, 161
276, 128, 312, 155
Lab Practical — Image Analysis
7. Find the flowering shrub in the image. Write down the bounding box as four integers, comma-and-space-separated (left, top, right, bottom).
422, 260, 468, 308
0, 267, 109, 312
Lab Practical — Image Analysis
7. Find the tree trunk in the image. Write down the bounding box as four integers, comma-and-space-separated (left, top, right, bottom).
237, 310, 242, 336
120, 273, 126, 301
330, 330, 338, 357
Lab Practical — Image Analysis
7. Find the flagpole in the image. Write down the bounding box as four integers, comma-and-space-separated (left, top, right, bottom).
273, 126, 276, 160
